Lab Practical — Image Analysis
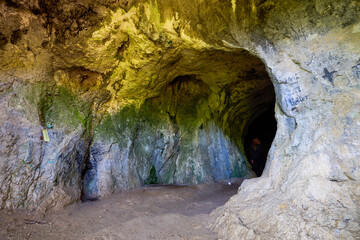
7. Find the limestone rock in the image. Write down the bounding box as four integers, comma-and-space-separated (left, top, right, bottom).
0, 0, 359, 239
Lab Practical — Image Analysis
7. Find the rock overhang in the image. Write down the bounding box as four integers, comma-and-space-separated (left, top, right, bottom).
0, 0, 359, 239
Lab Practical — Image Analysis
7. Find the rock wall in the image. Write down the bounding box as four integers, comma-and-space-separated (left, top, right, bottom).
0, 79, 87, 211
85, 77, 255, 198
206, 1, 360, 239
1, 0, 267, 209
0, 0, 360, 238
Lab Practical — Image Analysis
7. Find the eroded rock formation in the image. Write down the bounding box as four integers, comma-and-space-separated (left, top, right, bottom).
0, 0, 359, 239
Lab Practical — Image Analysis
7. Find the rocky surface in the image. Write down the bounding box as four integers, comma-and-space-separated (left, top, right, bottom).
0, 0, 360, 239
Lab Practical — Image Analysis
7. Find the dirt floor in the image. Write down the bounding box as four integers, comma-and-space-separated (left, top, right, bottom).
0, 179, 244, 240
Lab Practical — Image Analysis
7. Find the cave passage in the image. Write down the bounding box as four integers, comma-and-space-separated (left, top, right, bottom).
81, 48, 278, 199
244, 108, 277, 177
138, 50, 277, 185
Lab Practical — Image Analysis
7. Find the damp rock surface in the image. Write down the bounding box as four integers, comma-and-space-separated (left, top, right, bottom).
0, 0, 360, 239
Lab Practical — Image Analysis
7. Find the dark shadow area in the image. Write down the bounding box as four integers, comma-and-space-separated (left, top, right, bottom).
245, 108, 277, 177
145, 165, 159, 185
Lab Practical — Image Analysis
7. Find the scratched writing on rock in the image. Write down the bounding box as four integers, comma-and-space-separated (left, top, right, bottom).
285, 95, 309, 108
279, 73, 300, 84
282, 76, 309, 110
22, 141, 62, 170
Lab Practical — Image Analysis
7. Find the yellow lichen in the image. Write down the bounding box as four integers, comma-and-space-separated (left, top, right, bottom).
232, 0, 237, 13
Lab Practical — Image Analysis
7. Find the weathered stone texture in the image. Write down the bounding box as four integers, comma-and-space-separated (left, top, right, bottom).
0, 0, 359, 239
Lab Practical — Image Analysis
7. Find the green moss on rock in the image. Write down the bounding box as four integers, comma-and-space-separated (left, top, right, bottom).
45, 86, 91, 130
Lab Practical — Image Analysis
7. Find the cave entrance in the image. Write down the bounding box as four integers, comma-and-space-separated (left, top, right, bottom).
83, 49, 277, 200
244, 108, 277, 177
138, 49, 277, 184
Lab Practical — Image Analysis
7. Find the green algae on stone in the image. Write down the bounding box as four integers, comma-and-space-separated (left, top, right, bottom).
44, 86, 92, 131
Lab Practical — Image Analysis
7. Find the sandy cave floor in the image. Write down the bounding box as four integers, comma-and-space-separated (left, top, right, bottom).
0, 179, 244, 240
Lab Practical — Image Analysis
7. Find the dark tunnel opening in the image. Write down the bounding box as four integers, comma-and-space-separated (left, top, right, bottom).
244, 108, 277, 177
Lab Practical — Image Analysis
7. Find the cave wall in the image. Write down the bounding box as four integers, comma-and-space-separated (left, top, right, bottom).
1, 0, 271, 208
85, 75, 256, 198
207, 1, 360, 239
0, 0, 359, 238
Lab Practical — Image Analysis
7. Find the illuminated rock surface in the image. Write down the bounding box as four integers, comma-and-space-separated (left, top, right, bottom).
0, 0, 359, 239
